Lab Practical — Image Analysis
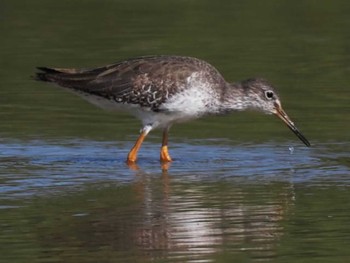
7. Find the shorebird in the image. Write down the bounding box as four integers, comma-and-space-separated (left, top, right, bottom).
35, 55, 310, 164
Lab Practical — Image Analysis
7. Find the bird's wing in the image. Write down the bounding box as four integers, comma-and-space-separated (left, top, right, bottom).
36, 56, 221, 110
36, 59, 145, 97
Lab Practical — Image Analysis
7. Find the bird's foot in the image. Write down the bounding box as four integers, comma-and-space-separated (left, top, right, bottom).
160, 146, 172, 163
126, 161, 140, 171
126, 151, 137, 164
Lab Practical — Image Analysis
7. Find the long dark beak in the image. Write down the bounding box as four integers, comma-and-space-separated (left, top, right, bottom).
274, 104, 311, 147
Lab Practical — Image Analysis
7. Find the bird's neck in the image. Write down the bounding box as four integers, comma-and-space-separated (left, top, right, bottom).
220, 82, 254, 112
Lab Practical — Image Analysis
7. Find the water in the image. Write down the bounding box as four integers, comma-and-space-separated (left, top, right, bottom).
1, 0, 350, 262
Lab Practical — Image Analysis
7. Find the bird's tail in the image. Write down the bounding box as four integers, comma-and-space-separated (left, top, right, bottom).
35, 67, 63, 82
35, 66, 102, 89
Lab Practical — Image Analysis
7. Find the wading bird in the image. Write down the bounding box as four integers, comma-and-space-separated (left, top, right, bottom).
36, 56, 310, 164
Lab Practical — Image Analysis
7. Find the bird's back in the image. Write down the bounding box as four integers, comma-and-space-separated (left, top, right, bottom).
36, 56, 226, 111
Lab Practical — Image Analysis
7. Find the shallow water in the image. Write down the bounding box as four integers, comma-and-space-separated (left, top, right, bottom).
1, 139, 349, 262
1, 0, 350, 262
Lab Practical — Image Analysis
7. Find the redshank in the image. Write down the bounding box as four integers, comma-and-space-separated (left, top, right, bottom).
35, 55, 310, 163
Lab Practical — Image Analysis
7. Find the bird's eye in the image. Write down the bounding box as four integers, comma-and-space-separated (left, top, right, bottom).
265, 90, 274, 100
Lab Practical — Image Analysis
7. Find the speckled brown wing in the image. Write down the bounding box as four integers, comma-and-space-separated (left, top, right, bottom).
36, 58, 150, 99
36, 56, 223, 111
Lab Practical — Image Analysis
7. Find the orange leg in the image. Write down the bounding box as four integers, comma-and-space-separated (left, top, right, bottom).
127, 130, 148, 164
160, 127, 172, 163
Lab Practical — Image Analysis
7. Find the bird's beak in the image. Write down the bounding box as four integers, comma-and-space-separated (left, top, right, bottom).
274, 103, 311, 147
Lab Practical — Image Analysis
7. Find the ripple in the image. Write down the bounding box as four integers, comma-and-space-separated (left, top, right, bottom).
0, 138, 349, 263
0, 138, 349, 199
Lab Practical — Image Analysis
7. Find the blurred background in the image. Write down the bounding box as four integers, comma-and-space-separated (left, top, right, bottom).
1, 0, 349, 142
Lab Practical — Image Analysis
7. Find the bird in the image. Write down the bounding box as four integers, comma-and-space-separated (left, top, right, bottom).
35, 55, 311, 164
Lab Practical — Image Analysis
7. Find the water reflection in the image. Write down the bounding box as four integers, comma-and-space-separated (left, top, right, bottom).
129, 171, 290, 262
21, 173, 291, 262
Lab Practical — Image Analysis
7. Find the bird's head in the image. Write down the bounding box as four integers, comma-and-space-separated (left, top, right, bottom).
238, 78, 311, 147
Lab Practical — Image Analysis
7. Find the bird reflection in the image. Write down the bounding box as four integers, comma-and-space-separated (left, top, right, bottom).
126, 160, 172, 171
130, 170, 293, 261
36, 169, 294, 262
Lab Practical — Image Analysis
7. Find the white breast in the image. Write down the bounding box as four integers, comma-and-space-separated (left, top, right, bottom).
160, 72, 221, 117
